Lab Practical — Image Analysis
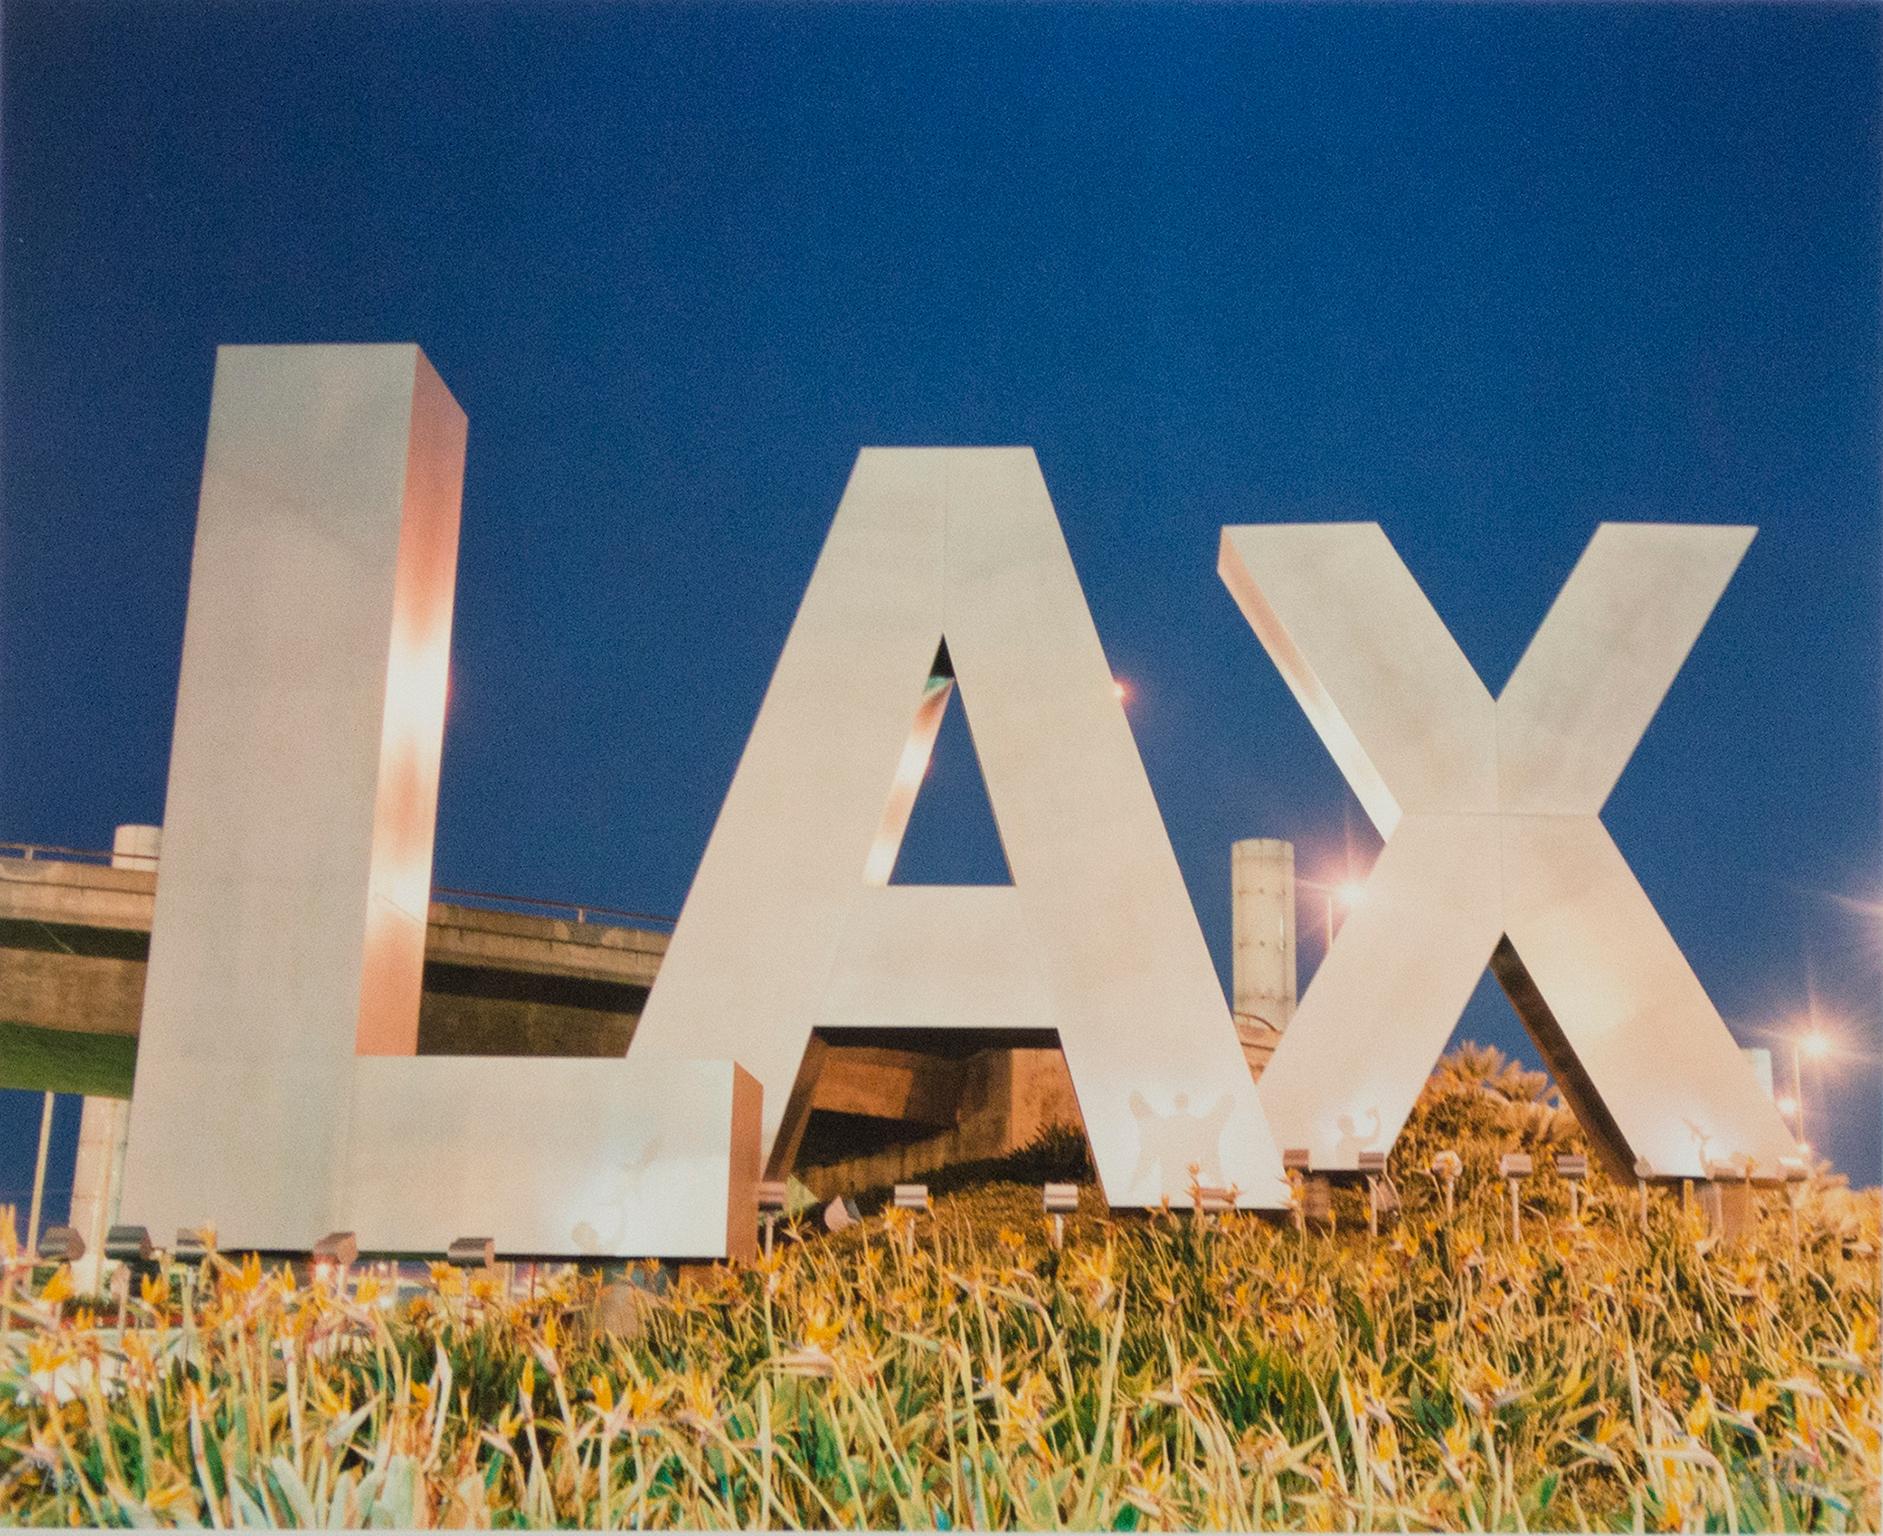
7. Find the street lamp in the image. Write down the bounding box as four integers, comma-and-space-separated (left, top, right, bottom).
1788, 1026, 1835, 1152
1321, 880, 1366, 951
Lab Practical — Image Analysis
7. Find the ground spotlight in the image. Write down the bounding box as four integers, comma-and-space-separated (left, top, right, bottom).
100, 1226, 154, 1328
1043, 1182, 1078, 1249
447, 1237, 495, 1268
758, 1181, 790, 1256
1283, 1148, 1310, 1232
1282, 1148, 1331, 1232
1429, 1150, 1462, 1218
1191, 1186, 1235, 1222
1632, 1157, 1656, 1229
1777, 1154, 1810, 1245
890, 1185, 930, 1253
173, 1228, 214, 1267
1356, 1151, 1392, 1235
1554, 1154, 1589, 1222
105, 1225, 154, 1263
313, 1231, 359, 1272
1498, 1153, 1533, 1241
822, 1197, 861, 1234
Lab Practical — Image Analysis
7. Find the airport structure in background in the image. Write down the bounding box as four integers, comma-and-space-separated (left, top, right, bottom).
1, 825, 1300, 1239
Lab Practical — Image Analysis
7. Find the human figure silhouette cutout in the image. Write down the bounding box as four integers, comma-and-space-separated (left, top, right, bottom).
1127, 1090, 1233, 1196
1681, 1117, 1715, 1169
1335, 1106, 1382, 1162
571, 1135, 661, 1254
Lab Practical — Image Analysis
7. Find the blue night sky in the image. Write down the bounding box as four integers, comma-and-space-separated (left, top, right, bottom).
1, 3, 1877, 1217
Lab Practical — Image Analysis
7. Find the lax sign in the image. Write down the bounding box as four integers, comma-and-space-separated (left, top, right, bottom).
119, 347, 1797, 1261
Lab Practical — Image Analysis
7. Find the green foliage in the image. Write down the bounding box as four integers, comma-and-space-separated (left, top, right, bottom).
0, 1046, 1875, 1530
0, 1018, 136, 1097
847, 1121, 1098, 1213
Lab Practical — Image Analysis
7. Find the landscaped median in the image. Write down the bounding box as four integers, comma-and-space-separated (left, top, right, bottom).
0, 1051, 1877, 1531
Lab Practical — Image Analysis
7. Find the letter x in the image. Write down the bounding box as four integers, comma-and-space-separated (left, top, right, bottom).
1219, 522, 1799, 1181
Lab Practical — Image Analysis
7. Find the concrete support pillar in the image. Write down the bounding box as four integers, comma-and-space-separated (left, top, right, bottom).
69, 825, 158, 1291
1701, 1176, 1754, 1244
1301, 1172, 1334, 1229
1003, 1046, 1081, 1148
1231, 839, 1296, 1081
940, 1046, 1078, 1168
69, 1097, 130, 1293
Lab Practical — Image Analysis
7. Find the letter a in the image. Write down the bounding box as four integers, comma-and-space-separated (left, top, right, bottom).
1219, 521, 1800, 1183
633, 449, 1287, 1208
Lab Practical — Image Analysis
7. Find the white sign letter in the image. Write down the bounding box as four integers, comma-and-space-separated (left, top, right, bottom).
634, 449, 1286, 1208
1219, 521, 1799, 1181
121, 345, 757, 1259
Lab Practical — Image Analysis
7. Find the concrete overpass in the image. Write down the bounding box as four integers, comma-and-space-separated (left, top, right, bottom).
1, 838, 1167, 1201
0, 847, 663, 1066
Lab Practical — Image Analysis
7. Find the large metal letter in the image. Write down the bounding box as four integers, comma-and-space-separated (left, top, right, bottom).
633, 449, 1288, 1208
1220, 522, 1799, 1182
119, 345, 759, 1257
122, 345, 467, 1247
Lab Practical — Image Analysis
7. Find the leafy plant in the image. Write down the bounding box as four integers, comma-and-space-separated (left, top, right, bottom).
0, 1046, 1874, 1530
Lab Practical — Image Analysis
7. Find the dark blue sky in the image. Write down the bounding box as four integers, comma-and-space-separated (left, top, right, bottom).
2, 2, 1878, 1215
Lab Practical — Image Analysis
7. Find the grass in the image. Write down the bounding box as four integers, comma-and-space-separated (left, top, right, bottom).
0, 1019, 135, 1098
0, 1046, 1875, 1530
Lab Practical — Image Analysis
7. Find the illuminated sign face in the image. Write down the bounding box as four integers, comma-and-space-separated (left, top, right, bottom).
119, 346, 760, 1261
629, 448, 1289, 1210
1219, 523, 1799, 1182
118, 345, 1797, 1257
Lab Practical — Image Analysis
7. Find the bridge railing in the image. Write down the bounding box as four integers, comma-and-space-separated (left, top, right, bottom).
0, 843, 676, 931
0, 841, 119, 866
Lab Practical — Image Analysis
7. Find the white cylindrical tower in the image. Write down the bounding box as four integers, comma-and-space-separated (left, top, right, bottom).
109, 823, 161, 871
1231, 838, 1296, 1081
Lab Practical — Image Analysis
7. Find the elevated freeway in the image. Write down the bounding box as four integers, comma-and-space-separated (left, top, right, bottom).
0, 843, 1088, 1194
